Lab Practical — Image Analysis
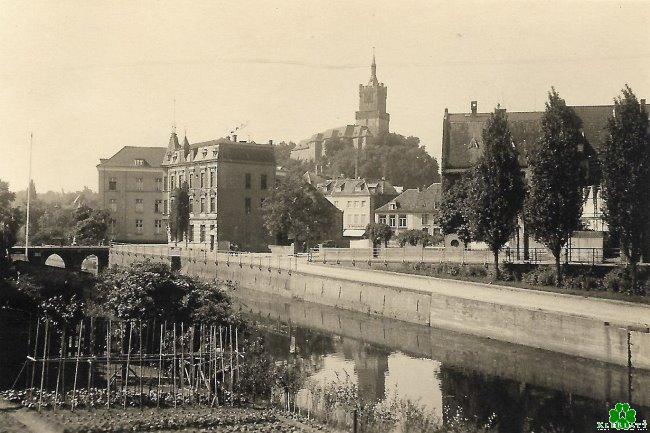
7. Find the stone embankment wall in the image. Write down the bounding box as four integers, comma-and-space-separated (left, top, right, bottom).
109, 245, 650, 371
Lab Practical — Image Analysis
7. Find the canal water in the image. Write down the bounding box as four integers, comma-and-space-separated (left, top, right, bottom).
232, 287, 650, 433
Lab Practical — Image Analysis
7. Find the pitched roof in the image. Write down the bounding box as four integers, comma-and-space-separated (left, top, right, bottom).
316, 178, 397, 196
442, 104, 648, 171
98, 146, 166, 168
163, 138, 276, 165
294, 124, 372, 149
375, 183, 442, 213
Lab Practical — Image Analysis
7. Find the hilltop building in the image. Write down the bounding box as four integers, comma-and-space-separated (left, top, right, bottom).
375, 183, 442, 236
97, 146, 167, 243
291, 53, 390, 164
162, 131, 276, 252
314, 178, 397, 239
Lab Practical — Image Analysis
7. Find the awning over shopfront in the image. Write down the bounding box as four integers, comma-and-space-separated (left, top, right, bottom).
343, 229, 366, 238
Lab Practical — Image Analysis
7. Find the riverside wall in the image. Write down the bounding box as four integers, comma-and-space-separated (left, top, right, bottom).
109, 245, 650, 371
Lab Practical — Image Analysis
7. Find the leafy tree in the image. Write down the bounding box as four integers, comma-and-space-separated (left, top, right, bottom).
601, 85, 650, 292
169, 182, 190, 243
324, 133, 440, 188
469, 107, 525, 279
31, 204, 74, 245
525, 89, 584, 285
438, 174, 473, 247
396, 229, 427, 247
262, 173, 335, 249
0, 180, 23, 263
364, 222, 393, 247
73, 205, 110, 245
93, 260, 233, 323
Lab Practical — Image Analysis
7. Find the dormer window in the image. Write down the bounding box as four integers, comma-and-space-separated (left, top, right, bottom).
389, 203, 397, 210
213, 150, 218, 157
202, 149, 208, 157
134, 159, 145, 166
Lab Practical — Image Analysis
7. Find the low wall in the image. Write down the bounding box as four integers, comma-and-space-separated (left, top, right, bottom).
109, 245, 650, 371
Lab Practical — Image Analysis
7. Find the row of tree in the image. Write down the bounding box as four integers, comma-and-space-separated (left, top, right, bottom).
439, 86, 649, 288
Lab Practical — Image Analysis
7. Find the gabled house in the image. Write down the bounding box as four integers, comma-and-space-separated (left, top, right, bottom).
374, 183, 442, 236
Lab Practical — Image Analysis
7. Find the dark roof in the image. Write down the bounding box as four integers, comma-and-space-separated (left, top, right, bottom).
442, 104, 648, 171
98, 146, 166, 168
163, 138, 276, 165
375, 183, 441, 213
316, 178, 397, 196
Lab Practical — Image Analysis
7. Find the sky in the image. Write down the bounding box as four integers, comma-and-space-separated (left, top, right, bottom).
1, 0, 649, 192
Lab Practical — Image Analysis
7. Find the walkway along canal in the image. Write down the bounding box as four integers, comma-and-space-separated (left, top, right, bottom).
109, 246, 650, 372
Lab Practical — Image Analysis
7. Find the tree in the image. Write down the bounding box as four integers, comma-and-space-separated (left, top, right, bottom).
31, 204, 74, 245
93, 260, 232, 323
364, 222, 393, 247
469, 107, 525, 279
525, 89, 584, 285
438, 174, 473, 247
601, 85, 650, 292
169, 182, 190, 243
73, 204, 110, 245
396, 229, 426, 247
262, 173, 335, 249
0, 180, 23, 263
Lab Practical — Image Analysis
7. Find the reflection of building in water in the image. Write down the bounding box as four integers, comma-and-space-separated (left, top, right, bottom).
342, 338, 389, 402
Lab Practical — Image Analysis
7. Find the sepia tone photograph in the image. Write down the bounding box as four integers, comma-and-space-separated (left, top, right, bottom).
0, 1, 649, 432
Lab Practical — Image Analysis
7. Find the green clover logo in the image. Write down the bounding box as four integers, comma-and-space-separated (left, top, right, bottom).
609, 402, 637, 430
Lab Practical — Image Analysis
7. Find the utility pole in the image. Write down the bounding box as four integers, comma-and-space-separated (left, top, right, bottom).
25, 132, 33, 259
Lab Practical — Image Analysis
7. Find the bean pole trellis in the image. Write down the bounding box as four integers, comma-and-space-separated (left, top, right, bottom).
16, 318, 243, 411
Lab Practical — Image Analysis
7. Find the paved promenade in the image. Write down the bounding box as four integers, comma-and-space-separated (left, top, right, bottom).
296, 261, 650, 329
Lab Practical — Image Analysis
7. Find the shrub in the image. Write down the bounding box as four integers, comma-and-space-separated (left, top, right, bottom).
603, 268, 633, 293
463, 265, 488, 278
523, 267, 557, 286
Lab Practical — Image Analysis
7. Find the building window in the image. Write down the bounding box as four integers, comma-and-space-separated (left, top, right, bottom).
361, 200, 366, 207
189, 198, 194, 213
188, 174, 193, 188
209, 170, 215, 187
109, 178, 117, 191
389, 215, 396, 228
108, 218, 116, 232
433, 227, 441, 236
422, 214, 429, 225
135, 219, 143, 233
154, 219, 162, 234
378, 214, 386, 225
200, 197, 205, 213
134, 159, 145, 166
155, 178, 163, 191
170, 176, 175, 190
163, 176, 167, 191
136, 178, 143, 191
245, 173, 251, 189
260, 197, 266, 208
109, 199, 117, 212
199, 225, 206, 242
347, 201, 352, 208
135, 198, 144, 212
210, 196, 216, 212
399, 214, 407, 228
163, 199, 168, 214
245, 197, 251, 215
261, 174, 267, 190
200, 172, 205, 188
188, 225, 194, 242
154, 200, 162, 213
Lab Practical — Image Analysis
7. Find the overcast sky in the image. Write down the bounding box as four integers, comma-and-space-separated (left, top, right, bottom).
1, 0, 649, 192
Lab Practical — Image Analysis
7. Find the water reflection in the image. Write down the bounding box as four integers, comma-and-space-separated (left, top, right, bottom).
233, 287, 650, 433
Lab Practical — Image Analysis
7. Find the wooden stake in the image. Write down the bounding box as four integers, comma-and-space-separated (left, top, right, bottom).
229, 324, 233, 406
37, 319, 49, 412
123, 321, 133, 409
107, 319, 111, 409
87, 317, 95, 399
157, 323, 163, 407
54, 329, 65, 411
172, 323, 177, 407
180, 322, 185, 403
72, 320, 84, 411
139, 320, 143, 407
29, 319, 40, 395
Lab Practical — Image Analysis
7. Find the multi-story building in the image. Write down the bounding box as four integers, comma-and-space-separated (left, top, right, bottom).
97, 146, 167, 243
162, 132, 275, 252
315, 178, 397, 239
441, 99, 650, 256
291, 53, 389, 164
374, 183, 442, 236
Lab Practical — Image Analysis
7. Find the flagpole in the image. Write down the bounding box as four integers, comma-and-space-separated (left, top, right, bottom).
25, 132, 33, 259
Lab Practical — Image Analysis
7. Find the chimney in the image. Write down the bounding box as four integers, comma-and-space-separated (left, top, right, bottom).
641, 99, 646, 107
268, 139, 273, 145
471, 101, 477, 115
231, 134, 237, 142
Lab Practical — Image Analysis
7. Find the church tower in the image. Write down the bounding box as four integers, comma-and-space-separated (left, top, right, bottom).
355, 52, 390, 136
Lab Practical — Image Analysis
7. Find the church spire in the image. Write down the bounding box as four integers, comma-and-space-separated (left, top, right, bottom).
369, 48, 378, 86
